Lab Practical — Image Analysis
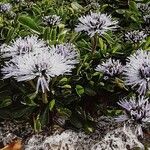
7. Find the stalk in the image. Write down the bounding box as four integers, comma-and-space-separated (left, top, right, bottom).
91, 34, 98, 54
42, 90, 48, 104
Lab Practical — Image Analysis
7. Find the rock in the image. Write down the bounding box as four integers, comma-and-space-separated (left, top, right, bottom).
0, 116, 149, 150
91, 126, 144, 150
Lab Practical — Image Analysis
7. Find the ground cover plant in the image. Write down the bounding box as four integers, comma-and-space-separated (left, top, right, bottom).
0, 0, 150, 149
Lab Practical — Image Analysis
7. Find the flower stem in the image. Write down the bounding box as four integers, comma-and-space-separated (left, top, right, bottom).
42, 91, 48, 104
91, 34, 98, 54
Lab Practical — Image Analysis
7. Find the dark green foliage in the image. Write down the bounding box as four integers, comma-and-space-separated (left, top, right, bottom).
0, 0, 149, 132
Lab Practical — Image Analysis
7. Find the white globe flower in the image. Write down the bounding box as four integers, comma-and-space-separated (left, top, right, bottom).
116, 96, 150, 137
1, 35, 48, 58
123, 50, 150, 95
75, 12, 118, 37
2, 49, 76, 93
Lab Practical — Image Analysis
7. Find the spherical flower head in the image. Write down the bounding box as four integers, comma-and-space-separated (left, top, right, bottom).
1, 35, 48, 58
123, 50, 150, 95
125, 30, 147, 43
75, 12, 118, 37
116, 96, 150, 137
51, 43, 79, 65
42, 15, 61, 27
143, 15, 150, 25
95, 58, 123, 80
2, 50, 76, 93
137, 2, 150, 14
142, 15, 150, 35
0, 3, 12, 13
144, 26, 150, 35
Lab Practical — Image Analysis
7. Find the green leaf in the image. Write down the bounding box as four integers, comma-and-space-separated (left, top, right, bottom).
114, 77, 128, 90
101, 4, 109, 11
116, 9, 126, 14
0, 97, 12, 108
59, 77, 68, 84
0, 110, 12, 119
34, 115, 42, 132
12, 107, 35, 119
49, 99, 55, 111
22, 92, 37, 106
102, 33, 114, 45
18, 15, 40, 34
144, 37, 150, 49
61, 84, 72, 89
99, 37, 104, 50
28, 92, 37, 100
85, 88, 96, 96
32, 6, 41, 15
6, 27, 16, 43
84, 123, 94, 133
51, 28, 57, 42
40, 107, 49, 126
75, 85, 84, 96
43, 27, 50, 40
70, 115, 83, 128
68, 7, 75, 14
20, 92, 37, 106
129, 1, 139, 12
58, 29, 68, 42
107, 109, 123, 116
112, 43, 121, 53
71, 2, 83, 11
57, 108, 72, 119
92, 72, 100, 76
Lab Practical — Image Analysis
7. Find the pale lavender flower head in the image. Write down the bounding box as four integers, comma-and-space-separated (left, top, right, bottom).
51, 43, 79, 65
125, 30, 147, 43
75, 12, 118, 37
143, 15, 150, 34
116, 96, 150, 137
0, 3, 12, 13
1, 35, 48, 58
137, 2, 150, 14
143, 15, 150, 25
95, 58, 123, 80
123, 50, 150, 95
2, 50, 76, 93
42, 15, 61, 26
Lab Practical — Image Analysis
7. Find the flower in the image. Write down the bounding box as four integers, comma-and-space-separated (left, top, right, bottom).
42, 15, 61, 26
123, 50, 150, 95
137, 2, 150, 14
95, 58, 123, 79
116, 96, 150, 137
1, 35, 48, 58
51, 43, 79, 64
2, 49, 76, 93
144, 26, 150, 35
142, 15, 150, 34
125, 30, 147, 43
143, 15, 150, 25
0, 3, 12, 13
75, 12, 118, 37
